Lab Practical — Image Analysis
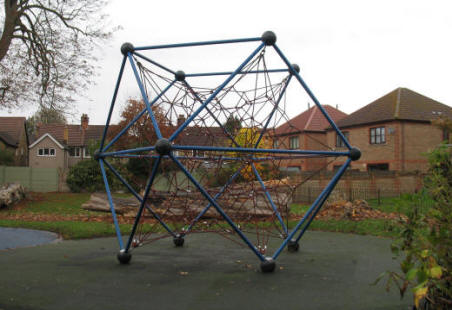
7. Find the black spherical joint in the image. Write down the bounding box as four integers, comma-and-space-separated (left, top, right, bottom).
175, 70, 186, 82
260, 257, 276, 273
349, 147, 361, 161
261, 31, 277, 46
121, 42, 134, 56
117, 250, 132, 264
155, 138, 172, 155
287, 239, 299, 253
93, 149, 101, 161
291, 64, 300, 74
173, 234, 185, 247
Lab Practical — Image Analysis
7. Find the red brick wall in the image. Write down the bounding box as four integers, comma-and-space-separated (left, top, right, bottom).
326, 121, 443, 172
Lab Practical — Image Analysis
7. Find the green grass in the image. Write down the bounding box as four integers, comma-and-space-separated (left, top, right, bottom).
3, 192, 92, 216
0, 192, 417, 240
368, 192, 434, 215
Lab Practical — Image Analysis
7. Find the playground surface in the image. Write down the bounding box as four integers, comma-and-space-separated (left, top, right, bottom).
0, 230, 411, 310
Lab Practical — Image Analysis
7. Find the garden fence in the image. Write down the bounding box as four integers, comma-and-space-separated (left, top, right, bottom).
0, 166, 60, 192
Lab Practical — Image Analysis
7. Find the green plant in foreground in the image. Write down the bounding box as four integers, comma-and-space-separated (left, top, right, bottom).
376, 146, 452, 309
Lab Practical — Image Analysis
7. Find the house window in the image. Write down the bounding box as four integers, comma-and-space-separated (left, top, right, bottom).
367, 163, 389, 171
69, 147, 81, 157
38, 148, 56, 157
273, 139, 279, 149
370, 127, 385, 144
336, 132, 349, 147
84, 147, 91, 158
443, 129, 450, 142
286, 166, 301, 173
289, 136, 299, 149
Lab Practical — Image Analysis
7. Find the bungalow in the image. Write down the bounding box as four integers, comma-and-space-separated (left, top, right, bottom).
28, 114, 107, 170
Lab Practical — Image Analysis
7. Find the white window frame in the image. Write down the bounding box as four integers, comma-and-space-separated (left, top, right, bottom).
83, 147, 91, 158
289, 136, 299, 149
69, 147, 81, 157
370, 127, 386, 144
37, 148, 56, 157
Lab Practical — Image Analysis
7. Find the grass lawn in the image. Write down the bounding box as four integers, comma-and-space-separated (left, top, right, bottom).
0, 191, 420, 240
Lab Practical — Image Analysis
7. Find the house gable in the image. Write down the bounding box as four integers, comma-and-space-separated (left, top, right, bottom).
29, 133, 65, 150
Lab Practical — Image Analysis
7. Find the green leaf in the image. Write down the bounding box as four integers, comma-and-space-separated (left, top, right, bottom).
406, 268, 418, 281
429, 266, 442, 279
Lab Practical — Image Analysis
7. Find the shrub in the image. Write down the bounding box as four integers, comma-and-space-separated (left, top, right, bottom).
0, 148, 14, 166
66, 159, 125, 193
378, 146, 452, 309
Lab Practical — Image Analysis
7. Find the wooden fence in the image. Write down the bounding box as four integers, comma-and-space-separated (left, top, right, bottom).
0, 166, 60, 192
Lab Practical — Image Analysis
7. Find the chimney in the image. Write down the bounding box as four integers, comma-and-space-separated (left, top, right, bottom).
81, 114, 89, 131
177, 114, 186, 127
63, 125, 69, 144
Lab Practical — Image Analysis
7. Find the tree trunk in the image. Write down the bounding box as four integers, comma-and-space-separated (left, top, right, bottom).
0, 0, 19, 62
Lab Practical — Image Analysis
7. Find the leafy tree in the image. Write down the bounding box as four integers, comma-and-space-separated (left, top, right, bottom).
108, 98, 171, 150
0, 0, 116, 111
224, 115, 242, 137
0, 147, 14, 165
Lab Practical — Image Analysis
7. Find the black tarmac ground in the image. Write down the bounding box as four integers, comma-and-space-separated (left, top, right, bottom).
0, 230, 411, 310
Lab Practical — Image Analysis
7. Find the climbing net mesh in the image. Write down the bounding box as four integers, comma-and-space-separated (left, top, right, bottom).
99, 33, 352, 262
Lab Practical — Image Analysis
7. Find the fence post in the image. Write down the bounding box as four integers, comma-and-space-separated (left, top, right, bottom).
378, 189, 381, 206
308, 187, 311, 203
29, 167, 33, 191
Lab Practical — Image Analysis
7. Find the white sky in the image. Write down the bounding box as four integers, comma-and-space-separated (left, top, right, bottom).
2, 0, 452, 125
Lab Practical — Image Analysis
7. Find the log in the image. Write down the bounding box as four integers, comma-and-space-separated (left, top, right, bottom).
0, 183, 26, 209
82, 182, 292, 220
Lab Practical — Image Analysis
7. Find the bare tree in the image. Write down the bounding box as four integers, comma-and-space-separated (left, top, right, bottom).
0, 0, 117, 111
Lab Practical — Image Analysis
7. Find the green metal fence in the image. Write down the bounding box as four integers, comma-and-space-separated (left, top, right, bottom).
0, 166, 59, 192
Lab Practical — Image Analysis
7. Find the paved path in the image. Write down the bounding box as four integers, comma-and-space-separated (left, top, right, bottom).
0, 231, 411, 310
0, 227, 59, 250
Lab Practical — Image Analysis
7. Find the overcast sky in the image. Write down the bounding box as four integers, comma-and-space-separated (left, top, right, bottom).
2, 0, 452, 125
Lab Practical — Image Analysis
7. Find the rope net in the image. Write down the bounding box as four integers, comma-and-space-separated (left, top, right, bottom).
101, 41, 345, 257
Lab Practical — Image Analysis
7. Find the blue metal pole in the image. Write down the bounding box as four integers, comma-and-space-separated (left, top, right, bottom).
125, 156, 162, 252
134, 37, 261, 51
100, 56, 127, 150
172, 145, 349, 157
128, 54, 163, 139
103, 80, 176, 152
185, 68, 289, 77
102, 159, 175, 237
254, 75, 292, 147
99, 159, 124, 250
271, 44, 352, 150
133, 52, 176, 75
272, 158, 352, 260
169, 43, 266, 142
251, 163, 288, 235
184, 165, 244, 234
169, 154, 267, 262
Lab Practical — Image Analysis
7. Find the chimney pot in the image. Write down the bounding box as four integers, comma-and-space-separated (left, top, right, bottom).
81, 114, 89, 130
177, 114, 185, 127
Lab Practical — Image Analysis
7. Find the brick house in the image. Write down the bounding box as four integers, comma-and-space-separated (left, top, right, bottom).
0, 117, 29, 166
272, 105, 348, 172
326, 88, 452, 172
28, 114, 106, 170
